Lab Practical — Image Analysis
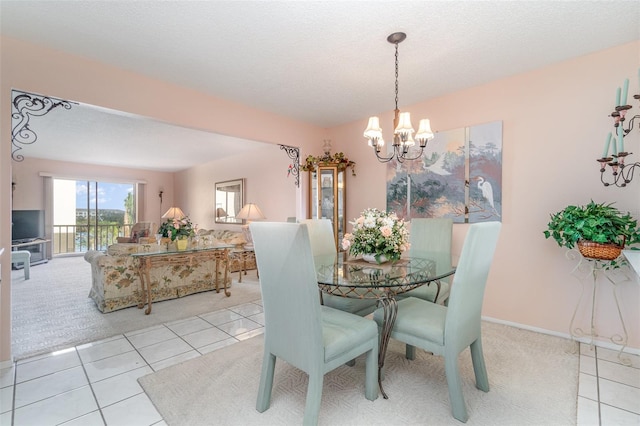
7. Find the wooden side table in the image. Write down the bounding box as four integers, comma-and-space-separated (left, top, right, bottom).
230, 249, 257, 283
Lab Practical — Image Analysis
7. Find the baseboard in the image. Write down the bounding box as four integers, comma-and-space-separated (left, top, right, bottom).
482, 316, 640, 356
0, 358, 14, 369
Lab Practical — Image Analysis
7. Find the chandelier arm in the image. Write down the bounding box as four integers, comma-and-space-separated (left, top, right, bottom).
373, 148, 397, 163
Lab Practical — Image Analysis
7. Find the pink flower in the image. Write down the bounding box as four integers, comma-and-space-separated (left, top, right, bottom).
380, 225, 392, 238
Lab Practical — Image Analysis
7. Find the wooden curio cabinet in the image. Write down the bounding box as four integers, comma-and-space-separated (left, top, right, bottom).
308, 164, 347, 250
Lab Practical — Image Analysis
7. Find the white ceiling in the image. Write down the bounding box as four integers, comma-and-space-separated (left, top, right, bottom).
2, 1, 639, 171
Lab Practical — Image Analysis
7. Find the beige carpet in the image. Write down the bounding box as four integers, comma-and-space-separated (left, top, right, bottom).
11, 256, 262, 360
139, 321, 578, 425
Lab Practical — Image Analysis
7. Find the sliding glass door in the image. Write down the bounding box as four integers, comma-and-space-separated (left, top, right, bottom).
53, 179, 135, 253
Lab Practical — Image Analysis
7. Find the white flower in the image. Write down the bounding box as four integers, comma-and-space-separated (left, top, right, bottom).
344, 208, 410, 262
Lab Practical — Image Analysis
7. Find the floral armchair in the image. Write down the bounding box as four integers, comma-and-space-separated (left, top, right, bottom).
116, 221, 156, 244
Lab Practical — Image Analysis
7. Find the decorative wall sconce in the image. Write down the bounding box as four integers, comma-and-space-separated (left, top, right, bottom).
598, 71, 640, 187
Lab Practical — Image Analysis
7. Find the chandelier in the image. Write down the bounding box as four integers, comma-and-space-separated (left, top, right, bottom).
364, 32, 434, 163
598, 76, 639, 187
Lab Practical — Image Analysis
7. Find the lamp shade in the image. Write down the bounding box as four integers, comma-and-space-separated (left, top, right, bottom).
162, 207, 185, 220
415, 119, 434, 141
394, 112, 415, 135
216, 207, 228, 218
363, 116, 383, 140
236, 203, 265, 221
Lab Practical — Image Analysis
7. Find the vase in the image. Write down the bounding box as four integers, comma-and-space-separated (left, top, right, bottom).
362, 253, 389, 264
175, 237, 189, 251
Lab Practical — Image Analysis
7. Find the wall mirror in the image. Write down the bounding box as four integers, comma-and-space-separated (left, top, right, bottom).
215, 179, 245, 224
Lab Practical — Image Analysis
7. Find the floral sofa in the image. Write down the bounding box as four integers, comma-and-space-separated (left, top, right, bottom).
85, 229, 257, 313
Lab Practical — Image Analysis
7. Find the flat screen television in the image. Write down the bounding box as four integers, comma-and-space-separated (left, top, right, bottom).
11, 210, 45, 242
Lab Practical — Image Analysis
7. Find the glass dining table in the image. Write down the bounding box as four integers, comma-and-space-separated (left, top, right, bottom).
315, 252, 456, 399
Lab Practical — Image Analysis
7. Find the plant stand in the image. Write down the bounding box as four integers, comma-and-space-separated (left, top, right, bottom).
566, 249, 633, 365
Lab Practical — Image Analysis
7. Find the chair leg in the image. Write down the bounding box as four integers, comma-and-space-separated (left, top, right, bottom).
470, 338, 489, 392
256, 352, 276, 413
444, 353, 468, 423
303, 372, 324, 426
364, 346, 378, 401
405, 344, 416, 360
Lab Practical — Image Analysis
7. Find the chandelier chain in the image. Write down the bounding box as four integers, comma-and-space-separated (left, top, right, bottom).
394, 42, 399, 111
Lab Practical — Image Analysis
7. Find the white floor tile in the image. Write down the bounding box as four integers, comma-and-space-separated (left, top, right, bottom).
199, 309, 243, 326
597, 358, 640, 388
600, 403, 640, 425
124, 324, 165, 337
101, 393, 162, 426
228, 302, 263, 317
92, 365, 152, 408
16, 350, 81, 383
12, 386, 98, 426
216, 318, 262, 337
14, 365, 87, 408
0, 385, 13, 414
599, 377, 640, 414
0, 410, 12, 425
597, 347, 640, 368
0, 365, 15, 388
150, 350, 201, 371
180, 327, 230, 349
578, 372, 599, 401
58, 410, 105, 426
198, 337, 239, 355
137, 337, 193, 365
576, 396, 599, 426
247, 312, 265, 326
580, 354, 597, 375
84, 351, 147, 383
126, 326, 178, 349
77, 337, 135, 364
165, 317, 213, 336
235, 327, 264, 341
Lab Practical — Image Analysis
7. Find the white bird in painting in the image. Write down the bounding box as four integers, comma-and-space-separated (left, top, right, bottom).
423, 153, 451, 175
476, 176, 494, 209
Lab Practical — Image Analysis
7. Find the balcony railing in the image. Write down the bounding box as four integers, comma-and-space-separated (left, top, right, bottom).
53, 224, 133, 254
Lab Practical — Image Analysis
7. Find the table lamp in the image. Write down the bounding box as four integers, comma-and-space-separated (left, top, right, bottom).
236, 203, 265, 249
162, 207, 185, 220
216, 207, 228, 219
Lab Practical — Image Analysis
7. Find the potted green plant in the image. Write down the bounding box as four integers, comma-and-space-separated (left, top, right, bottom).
544, 200, 640, 262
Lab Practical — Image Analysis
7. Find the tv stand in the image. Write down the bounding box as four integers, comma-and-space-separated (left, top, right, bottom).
11, 238, 49, 269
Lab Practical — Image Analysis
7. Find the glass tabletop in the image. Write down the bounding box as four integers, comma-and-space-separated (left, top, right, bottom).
315, 252, 455, 290
131, 244, 234, 257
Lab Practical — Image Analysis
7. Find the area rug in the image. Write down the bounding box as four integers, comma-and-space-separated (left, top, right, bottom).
11, 256, 262, 360
139, 321, 578, 425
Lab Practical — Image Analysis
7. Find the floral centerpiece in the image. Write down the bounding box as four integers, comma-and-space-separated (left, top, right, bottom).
157, 216, 197, 241
341, 208, 410, 263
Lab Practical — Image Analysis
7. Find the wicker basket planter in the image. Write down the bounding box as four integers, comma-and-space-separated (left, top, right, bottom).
577, 240, 623, 261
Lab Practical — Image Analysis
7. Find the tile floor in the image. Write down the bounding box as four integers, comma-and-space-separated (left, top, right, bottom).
1, 298, 639, 426
0, 300, 265, 426
577, 343, 640, 425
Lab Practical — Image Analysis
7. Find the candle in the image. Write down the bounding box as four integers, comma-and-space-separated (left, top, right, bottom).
616, 87, 621, 106
618, 125, 624, 153
602, 132, 612, 158
621, 78, 629, 106
612, 130, 618, 155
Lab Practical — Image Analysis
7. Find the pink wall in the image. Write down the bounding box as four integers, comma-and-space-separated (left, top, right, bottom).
330, 41, 640, 349
0, 36, 326, 363
1, 35, 638, 364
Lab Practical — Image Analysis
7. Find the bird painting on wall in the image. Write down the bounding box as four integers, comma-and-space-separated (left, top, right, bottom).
475, 176, 500, 217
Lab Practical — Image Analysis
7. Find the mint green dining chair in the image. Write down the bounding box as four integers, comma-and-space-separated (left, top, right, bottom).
374, 221, 501, 423
251, 222, 378, 425
399, 217, 453, 305
301, 219, 378, 317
